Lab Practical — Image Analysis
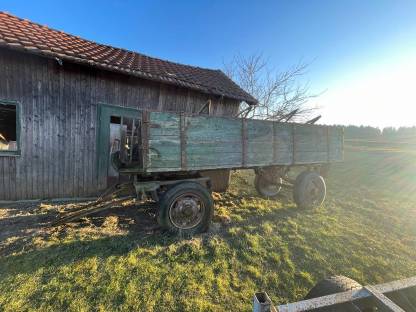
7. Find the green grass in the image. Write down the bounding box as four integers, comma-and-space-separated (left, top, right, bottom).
1, 149, 416, 311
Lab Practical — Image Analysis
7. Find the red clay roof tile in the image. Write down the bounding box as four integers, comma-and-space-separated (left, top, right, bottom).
0, 11, 257, 104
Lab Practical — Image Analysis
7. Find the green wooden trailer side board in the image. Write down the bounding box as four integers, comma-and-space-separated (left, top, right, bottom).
144, 111, 343, 173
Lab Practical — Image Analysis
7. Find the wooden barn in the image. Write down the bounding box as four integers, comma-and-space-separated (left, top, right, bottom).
0, 12, 256, 201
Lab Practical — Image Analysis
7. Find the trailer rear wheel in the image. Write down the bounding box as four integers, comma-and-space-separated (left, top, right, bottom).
254, 174, 283, 199
293, 171, 326, 209
158, 182, 213, 235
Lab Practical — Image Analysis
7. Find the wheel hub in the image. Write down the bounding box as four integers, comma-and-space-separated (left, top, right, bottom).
178, 198, 198, 216
169, 193, 205, 230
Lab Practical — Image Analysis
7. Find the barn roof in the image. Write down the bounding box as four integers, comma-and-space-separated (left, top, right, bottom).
0, 12, 257, 105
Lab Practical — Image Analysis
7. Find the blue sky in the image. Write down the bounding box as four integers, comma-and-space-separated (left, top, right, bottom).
2, 0, 416, 127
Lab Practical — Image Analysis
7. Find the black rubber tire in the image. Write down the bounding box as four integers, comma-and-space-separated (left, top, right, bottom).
254, 174, 283, 199
157, 182, 213, 235
304, 275, 362, 300
293, 171, 310, 206
293, 171, 326, 209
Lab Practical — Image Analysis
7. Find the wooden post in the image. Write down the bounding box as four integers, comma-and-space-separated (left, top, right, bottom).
141, 111, 149, 171
272, 122, 277, 164
120, 116, 124, 162
242, 118, 248, 166
291, 123, 296, 164
180, 112, 187, 170
130, 119, 135, 163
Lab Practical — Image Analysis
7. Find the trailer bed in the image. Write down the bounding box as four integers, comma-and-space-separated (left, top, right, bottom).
119, 111, 344, 174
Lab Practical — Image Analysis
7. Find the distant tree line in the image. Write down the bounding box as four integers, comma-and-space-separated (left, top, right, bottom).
341, 125, 416, 142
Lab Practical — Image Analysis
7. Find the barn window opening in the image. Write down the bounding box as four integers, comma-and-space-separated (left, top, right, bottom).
0, 102, 19, 154
110, 116, 121, 124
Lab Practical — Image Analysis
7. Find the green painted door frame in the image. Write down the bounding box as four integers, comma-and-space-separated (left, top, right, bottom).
97, 103, 140, 187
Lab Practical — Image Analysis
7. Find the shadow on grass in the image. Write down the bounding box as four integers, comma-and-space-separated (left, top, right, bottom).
0, 231, 172, 278
0, 198, 306, 280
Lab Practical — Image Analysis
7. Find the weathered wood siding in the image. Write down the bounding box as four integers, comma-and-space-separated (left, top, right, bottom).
0, 49, 239, 200
145, 111, 343, 172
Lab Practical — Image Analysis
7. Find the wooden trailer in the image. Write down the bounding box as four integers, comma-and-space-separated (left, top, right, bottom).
55, 109, 344, 235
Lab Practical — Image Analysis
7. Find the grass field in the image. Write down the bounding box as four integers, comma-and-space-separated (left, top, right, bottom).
1, 148, 416, 311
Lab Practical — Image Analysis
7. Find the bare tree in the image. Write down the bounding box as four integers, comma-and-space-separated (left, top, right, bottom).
224, 53, 319, 121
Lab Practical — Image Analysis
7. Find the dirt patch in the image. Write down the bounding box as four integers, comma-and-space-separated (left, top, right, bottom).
0, 192, 237, 257
0, 200, 161, 256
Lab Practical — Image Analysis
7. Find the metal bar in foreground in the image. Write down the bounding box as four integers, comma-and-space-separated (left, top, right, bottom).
254, 276, 416, 312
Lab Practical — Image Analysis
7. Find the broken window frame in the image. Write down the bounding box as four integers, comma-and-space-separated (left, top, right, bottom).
0, 100, 21, 156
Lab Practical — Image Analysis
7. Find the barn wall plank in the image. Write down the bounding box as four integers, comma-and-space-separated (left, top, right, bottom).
75, 66, 84, 196
23, 56, 33, 198
13, 52, 24, 200
0, 51, 13, 200
33, 57, 42, 198
62, 62, 72, 197
0, 51, 4, 199
84, 69, 93, 195
56, 62, 65, 197
45, 59, 53, 198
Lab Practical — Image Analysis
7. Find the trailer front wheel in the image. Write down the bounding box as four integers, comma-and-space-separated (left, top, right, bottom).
293, 171, 326, 209
158, 182, 214, 235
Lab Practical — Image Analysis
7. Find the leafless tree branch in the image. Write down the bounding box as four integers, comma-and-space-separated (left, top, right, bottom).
224, 53, 320, 122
